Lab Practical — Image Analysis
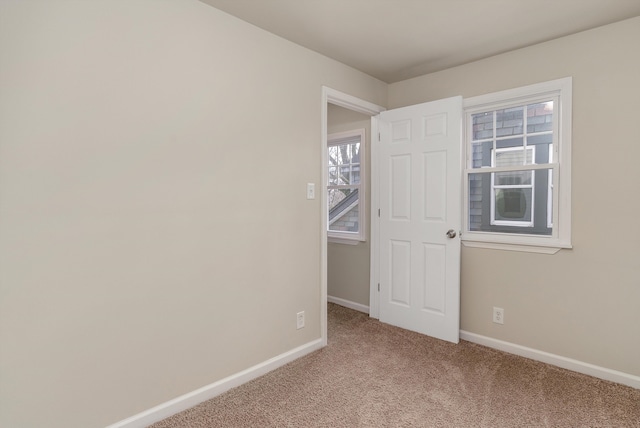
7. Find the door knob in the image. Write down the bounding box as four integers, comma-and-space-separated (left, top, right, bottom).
446, 229, 457, 239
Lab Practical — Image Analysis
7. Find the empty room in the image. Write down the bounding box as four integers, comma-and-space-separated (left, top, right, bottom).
1, 1, 639, 427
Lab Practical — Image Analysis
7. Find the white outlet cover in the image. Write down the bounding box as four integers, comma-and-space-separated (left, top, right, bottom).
493, 307, 504, 324
296, 311, 305, 329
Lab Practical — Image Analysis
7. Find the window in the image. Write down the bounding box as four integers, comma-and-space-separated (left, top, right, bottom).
463, 78, 572, 253
327, 129, 366, 243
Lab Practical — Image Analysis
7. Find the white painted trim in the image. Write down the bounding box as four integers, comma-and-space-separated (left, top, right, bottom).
328, 295, 370, 314
461, 241, 562, 254
369, 115, 380, 319
463, 77, 571, 110
328, 236, 360, 245
322, 86, 385, 333
323, 87, 385, 116
321, 90, 329, 347
105, 339, 323, 428
460, 330, 640, 390
461, 233, 571, 251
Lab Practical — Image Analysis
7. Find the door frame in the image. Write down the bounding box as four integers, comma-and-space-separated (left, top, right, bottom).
321, 87, 385, 345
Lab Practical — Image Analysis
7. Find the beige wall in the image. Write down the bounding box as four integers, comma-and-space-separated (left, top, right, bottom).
327, 105, 371, 307
389, 17, 640, 377
0, 1, 386, 427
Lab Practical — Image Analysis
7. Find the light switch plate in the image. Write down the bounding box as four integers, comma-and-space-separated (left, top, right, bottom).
306, 183, 315, 199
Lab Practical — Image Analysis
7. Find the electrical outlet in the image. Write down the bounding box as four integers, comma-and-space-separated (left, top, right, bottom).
493, 307, 504, 324
296, 311, 305, 329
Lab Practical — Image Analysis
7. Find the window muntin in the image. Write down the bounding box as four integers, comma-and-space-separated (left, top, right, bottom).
463, 78, 572, 251
327, 129, 365, 242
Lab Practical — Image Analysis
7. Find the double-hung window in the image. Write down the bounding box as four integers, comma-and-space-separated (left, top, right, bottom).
327, 129, 366, 243
463, 78, 572, 253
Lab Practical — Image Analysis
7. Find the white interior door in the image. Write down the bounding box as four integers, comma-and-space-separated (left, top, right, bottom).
377, 96, 462, 343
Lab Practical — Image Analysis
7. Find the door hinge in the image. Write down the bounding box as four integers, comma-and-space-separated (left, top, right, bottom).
378, 283, 380, 292
378, 132, 381, 141
378, 208, 380, 217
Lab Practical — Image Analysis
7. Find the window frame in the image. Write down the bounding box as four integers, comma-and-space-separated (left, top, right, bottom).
462, 78, 572, 254
327, 128, 366, 244
547, 148, 554, 229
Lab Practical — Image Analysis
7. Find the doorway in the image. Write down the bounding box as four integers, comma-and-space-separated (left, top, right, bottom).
320, 87, 385, 346
327, 105, 371, 313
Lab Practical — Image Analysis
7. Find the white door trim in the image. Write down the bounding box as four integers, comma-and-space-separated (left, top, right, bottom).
369, 115, 381, 319
321, 87, 385, 345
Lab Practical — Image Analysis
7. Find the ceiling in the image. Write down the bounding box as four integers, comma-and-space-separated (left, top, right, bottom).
199, 0, 640, 83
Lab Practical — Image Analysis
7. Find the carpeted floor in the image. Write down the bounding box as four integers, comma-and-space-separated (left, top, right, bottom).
150, 303, 640, 427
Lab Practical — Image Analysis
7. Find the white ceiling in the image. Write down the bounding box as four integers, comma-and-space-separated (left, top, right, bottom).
199, 0, 640, 83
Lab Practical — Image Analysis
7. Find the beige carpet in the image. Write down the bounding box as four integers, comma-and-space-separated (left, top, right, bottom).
151, 303, 640, 427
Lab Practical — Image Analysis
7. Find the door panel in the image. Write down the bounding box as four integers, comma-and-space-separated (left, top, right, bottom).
424, 151, 447, 221
377, 96, 462, 343
423, 243, 446, 313
390, 240, 411, 306
390, 155, 411, 220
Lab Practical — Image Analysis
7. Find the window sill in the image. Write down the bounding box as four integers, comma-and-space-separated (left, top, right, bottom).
328, 237, 364, 246
461, 236, 572, 254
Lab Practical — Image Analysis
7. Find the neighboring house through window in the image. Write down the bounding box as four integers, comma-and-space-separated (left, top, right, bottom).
463, 78, 572, 253
327, 128, 366, 243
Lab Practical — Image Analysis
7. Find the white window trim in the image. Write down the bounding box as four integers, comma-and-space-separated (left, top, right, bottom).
462, 77, 572, 254
547, 148, 554, 229
327, 128, 366, 243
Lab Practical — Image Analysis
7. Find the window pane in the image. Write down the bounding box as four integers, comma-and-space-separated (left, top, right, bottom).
328, 188, 359, 232
472, 112, 493, 140
468, 173, 484, 231
328, 146, 338, 166
495, 147, 534, 167
338, 165, 350, 185
328, 166, 338, 185
527, 101, 554, 134
328, 188, 353, 210
494, 170, 533, 186
496, 107, 523, 137
470, 140, 486, 168
329, 142, 361, 184
332, 143, 348, 165
352, 164, 361, 184
495, 188, 532, 222
351, 143, 360, 163
336, 145, 345, 165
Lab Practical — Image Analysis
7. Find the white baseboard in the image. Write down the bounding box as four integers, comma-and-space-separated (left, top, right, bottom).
460, 330, 640, 390
328, 295, 370, 314
106, 339, 324, 428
